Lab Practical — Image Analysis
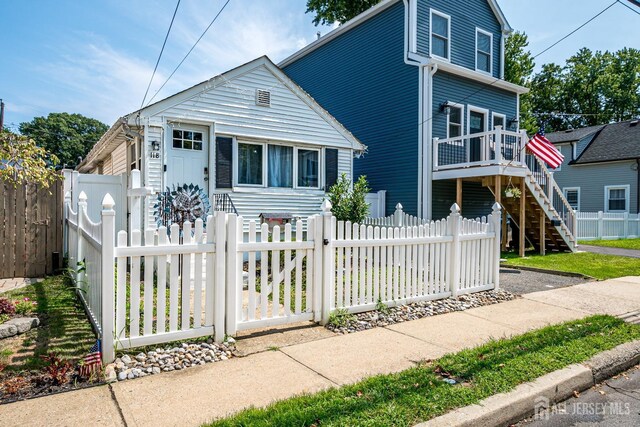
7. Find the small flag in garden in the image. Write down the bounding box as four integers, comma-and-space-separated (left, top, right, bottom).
526, 131, 564, 169
80, 340, 102, 377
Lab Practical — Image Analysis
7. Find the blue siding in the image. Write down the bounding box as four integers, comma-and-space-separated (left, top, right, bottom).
433, 181, 494, 220
417, 0, 502, 78
284, 2, 420, 216
432, 71, 517, 140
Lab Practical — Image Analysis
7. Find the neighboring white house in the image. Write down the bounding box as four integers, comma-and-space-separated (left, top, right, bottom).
79, 56, 365, 229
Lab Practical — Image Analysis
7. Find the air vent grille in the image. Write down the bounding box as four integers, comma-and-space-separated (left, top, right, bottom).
256, 89, 271, 107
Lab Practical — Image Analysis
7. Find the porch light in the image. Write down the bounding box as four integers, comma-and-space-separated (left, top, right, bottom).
439, 101, 452, 114
508, 117, 519, 128
151, 140, 160, 151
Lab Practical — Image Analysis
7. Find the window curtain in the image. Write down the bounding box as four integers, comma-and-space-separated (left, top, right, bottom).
268, 145, 292, 187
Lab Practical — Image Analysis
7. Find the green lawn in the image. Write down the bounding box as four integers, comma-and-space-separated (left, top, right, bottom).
0, 275, 96, 371
502, 251, 640, 280
207, 315, 640, 427
579, 238, 640, 251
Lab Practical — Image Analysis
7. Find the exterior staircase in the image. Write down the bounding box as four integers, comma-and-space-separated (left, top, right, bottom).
491, 154, 577, 252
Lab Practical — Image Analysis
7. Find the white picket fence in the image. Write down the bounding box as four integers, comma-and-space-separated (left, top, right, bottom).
363, 203, 430, 227
577, 211, 640, 240
65, 193, 502, 363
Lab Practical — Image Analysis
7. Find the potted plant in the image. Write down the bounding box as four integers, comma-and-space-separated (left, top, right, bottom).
504, 187, 522, 199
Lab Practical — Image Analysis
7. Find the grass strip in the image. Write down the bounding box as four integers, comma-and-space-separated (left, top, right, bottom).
207, 315, 640, 427
502, 251, 640, 280
579, 238, 640, 251
0, 275, 96, 371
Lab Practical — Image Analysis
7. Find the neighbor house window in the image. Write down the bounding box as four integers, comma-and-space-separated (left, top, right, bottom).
268, 145, 293, 188
173, 130, 203, 150
430, 10, 450, 60
605, 185, 629, 212
237, 142, 263, 185
447, 104, 463, 138
476, 29, 493, 73
563, 187, 580, 211
297, 149, 319, 188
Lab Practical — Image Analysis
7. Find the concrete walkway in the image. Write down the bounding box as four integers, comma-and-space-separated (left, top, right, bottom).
2, 276, 640, 427
579, 244, 640, 258
0, 277, 43, 294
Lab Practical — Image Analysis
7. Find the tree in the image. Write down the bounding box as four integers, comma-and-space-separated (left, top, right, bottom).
19, 113, 108, 167
306, 0, 381, 26
0, 130, 61, 188
504, 31, 537, 133
529, 63, 567, 132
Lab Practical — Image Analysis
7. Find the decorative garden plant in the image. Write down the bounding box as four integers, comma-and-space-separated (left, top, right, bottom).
153, 183, 211, 233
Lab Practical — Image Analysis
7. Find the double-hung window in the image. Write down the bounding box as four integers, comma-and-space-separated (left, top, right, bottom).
447, 104, 463, 138
430, 10, 450, 60
563, 188, 580, 211
237, 142, 263, 186
605, 185, 629, 213
297, 149, 319, 188
476, 28, 492, 74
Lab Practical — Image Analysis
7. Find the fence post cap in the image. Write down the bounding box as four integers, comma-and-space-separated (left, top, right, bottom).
321, 199, 332, 213
450, 203, 461, 214
64, 191, 71, 200
395, 203, 403, 210
78, 191, 88, 203
491, 202, 502, 212
102, 193, 115, 210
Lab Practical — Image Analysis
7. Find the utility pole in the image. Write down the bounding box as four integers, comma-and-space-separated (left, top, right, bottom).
0, 99, 4, 131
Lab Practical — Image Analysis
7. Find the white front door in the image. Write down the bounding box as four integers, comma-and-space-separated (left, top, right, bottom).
167, 124, 209, 191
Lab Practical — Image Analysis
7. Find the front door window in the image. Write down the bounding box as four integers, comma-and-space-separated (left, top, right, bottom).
469, 110, 485, 162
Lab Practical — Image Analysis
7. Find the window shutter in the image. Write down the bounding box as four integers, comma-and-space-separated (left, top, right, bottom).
216, 137, 233, 188
324, 148, 338, 191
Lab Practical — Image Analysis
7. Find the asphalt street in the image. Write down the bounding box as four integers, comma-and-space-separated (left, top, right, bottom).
517, 365, 640, 426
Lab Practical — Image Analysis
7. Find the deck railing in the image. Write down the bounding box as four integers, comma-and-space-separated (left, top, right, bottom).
433, 127, 528, 171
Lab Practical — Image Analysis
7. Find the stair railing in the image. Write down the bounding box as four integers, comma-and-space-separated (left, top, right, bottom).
525, 153, 576, 240
212, 193, 238, 215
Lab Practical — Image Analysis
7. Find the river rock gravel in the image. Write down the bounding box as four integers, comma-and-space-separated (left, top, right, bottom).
110, 339, 238, 382
325, 289, 518, 334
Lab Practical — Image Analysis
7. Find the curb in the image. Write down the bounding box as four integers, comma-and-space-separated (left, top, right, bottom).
500, 264, 595, 280
416, 339, 640, 427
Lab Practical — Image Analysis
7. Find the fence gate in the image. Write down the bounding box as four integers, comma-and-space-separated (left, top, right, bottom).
0, 180, 63, 279
226, 214, 321, 335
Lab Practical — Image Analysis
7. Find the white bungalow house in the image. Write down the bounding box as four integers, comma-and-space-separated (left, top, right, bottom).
78, 56, 365, 229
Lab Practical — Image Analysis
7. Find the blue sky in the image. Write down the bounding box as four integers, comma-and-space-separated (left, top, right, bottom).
1, 0, 638, 129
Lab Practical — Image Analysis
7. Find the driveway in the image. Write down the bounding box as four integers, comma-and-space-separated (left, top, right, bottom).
500, 267, 591, 295
579, 245, 640, 259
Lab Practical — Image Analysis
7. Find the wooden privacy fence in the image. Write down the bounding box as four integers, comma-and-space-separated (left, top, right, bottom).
65, 194, 502, 363
577, 211, 640, 240
0, 180, 63, 279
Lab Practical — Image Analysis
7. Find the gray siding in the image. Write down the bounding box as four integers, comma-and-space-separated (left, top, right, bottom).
284, 2, 420, 215
554, 144, 638, 213
417, 0, 502, 78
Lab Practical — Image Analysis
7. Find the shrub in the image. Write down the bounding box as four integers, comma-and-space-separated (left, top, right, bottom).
41, 353, 72, 385
14, 297, 37, 315
0, 298, 15, 316
327, 174, 370, 223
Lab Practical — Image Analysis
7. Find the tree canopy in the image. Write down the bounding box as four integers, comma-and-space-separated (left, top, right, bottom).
305, 0, 380, 26
0, 130, 61, 188
19, 112, 108, 167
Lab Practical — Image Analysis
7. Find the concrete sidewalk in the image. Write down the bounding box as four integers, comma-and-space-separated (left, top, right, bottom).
2, 276, 639, 427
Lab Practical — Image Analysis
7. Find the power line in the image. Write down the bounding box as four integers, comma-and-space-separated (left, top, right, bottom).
140, 0, 181, 109
145, 0, 232, 107
533, 1, 618, 59
618, 0, 640, 15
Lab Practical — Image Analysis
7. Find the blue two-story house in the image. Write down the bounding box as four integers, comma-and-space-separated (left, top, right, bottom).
282, 0, 577, 253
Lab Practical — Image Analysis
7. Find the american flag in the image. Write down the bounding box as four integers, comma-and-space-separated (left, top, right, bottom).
80, 340, 102, 377
526, 131, 564, 169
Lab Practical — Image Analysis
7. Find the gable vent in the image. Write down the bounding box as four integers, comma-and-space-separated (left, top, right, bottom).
256, 89, 271, 107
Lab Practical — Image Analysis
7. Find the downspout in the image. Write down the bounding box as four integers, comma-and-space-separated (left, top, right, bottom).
637, 159, 640, 214
403, 0, 431, 217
